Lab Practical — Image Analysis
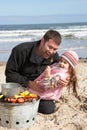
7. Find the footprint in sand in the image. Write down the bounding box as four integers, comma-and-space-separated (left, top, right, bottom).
79, 96, 87, 113
60, 123, 81, 130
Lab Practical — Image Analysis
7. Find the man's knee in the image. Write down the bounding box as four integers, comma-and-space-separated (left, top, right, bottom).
38, 99, 55, 114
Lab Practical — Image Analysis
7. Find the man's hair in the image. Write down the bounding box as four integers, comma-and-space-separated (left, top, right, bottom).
43, 30, 61, 45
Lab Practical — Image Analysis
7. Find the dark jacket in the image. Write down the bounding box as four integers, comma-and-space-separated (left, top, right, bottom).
5, 40, 59, 87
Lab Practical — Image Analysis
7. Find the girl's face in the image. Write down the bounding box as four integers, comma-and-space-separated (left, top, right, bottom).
58, 57, 70, 70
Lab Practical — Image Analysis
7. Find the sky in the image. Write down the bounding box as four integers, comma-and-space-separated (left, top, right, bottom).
0, 0, 87, 24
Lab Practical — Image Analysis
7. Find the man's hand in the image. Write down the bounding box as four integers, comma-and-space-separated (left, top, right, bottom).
28, 80, 45, 93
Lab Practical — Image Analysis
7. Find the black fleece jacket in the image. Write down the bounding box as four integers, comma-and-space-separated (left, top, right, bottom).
5, 40, 59, 87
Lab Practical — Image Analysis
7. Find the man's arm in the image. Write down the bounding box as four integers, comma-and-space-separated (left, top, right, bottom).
5, 47, 29, 87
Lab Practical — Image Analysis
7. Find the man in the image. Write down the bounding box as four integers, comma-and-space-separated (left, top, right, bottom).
5, 29, 61, 114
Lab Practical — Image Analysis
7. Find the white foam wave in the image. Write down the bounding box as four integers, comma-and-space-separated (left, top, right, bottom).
0, 28, 87, 43
0, 30, 46, 42
59, 28, 87, 39
59, 46, 87, 51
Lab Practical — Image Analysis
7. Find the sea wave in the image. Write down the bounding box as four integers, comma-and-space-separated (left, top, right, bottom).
60, 28, 87, 39
0, 30, 45, 42
0, 23, 87, 60
0, 28, 87, 43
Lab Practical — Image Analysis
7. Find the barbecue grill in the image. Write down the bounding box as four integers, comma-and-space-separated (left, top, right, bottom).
0, 99, 40, 129
0, 83, 40, 129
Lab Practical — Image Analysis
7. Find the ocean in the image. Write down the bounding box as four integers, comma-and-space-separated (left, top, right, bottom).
0, 22, 87, 62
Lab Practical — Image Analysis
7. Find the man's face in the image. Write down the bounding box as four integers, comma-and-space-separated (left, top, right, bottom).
40, 38, 59, 59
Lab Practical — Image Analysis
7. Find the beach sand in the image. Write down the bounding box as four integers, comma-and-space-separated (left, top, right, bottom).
0, 59, 87, 130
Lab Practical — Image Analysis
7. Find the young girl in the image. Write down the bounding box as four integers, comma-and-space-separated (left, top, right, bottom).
28, 50, 79, 113
27, 51, 78, 114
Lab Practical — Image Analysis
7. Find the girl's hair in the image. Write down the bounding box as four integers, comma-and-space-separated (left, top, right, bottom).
67, 65, 78, 97
61, 50, 79, 97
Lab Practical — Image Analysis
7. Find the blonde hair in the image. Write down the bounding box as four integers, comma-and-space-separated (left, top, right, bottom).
67, 65, 78, 96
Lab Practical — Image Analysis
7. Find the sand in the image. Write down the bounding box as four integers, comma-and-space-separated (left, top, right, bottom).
0, 59, 87, 130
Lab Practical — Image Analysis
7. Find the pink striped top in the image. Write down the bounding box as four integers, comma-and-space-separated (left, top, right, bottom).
28, 63, 69, 100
